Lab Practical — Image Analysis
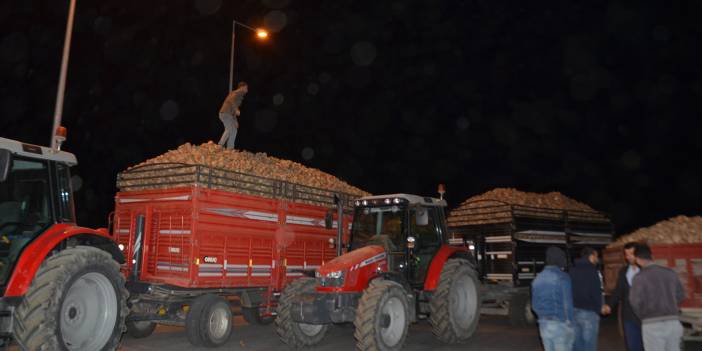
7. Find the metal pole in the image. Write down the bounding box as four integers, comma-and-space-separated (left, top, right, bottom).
335, 195, 343, 257
51, 0, 77, 149
228, 21, 236, 92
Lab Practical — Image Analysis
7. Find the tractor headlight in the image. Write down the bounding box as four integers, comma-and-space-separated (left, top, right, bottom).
318, 270, 345, 287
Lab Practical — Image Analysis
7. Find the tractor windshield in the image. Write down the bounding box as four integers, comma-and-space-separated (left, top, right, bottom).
350, 205, 407, 250
0, 156, 53, 286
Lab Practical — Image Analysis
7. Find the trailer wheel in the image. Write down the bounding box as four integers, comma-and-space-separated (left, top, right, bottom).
13, 246, 128, 351
242, 306, 274, 325
185, 294, 233, 347
126, 321, 157, 338
354, 280, 410, 351
429, 259, 480, 344
509, 293, 535, 327
275, 278, 328, 348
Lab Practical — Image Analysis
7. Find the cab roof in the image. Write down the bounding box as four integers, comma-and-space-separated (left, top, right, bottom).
357, 193, 447, 207
0, 137, 77, 166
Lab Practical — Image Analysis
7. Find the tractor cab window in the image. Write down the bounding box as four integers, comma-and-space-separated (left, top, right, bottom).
409, 206, 441, 252
55, 163, 76, 223
350, 205, 407, 251
0, 156, 52, 285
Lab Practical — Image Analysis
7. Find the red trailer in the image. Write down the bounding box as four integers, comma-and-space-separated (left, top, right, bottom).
113, 163, 358, 347
604, 243, 702, 341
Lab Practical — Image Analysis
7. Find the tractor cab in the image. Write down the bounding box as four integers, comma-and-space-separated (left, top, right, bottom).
0, 138, 77, 288
348, 194, 449, 287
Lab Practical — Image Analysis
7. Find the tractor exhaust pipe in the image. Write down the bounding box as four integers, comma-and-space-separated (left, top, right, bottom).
51, 0, 77, 150
334, 194, 343, 257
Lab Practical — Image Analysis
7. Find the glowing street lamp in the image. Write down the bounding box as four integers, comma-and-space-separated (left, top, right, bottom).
229, 20, 269, 92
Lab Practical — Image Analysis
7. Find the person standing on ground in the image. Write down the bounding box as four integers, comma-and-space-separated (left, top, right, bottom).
570, 247, 603, 351
532, 246, 575, 351
218, 81, 248, 149
602, 242, 643, 351
629, 243, 685, 351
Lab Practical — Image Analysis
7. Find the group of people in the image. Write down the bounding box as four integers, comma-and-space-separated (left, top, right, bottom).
531, 243, 685, 351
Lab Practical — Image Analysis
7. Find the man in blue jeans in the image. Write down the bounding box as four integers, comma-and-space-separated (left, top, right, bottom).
570, 247, 603, 351
532, 246, 575, 351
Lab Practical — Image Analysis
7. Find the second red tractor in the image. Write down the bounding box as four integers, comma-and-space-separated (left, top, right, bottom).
276, 193, 481, 350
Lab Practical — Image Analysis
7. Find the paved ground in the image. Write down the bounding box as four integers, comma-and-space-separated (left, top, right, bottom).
119, 314, 677, 351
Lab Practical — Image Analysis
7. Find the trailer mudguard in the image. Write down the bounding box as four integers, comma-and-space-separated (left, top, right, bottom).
423, 245, 473, 291
3, 223, 122, 297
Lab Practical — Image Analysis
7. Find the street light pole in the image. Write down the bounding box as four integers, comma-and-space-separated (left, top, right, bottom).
228, 20, 268, 93
229, 21, 236, 92
51, 0, 77, 149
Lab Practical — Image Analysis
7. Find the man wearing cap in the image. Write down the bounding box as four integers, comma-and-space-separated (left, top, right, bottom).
532, 246, 575, 351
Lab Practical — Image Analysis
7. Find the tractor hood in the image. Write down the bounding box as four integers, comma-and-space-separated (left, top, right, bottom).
319, 245, 386, 275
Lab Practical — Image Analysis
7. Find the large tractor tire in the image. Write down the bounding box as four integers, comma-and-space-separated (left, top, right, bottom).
354, 280, 410, 351
125, 320, 157, 339
185, 294, 233, 347
509, 293, 536, 327
13, 246, 128, 351
429, 258, 480, 344
275, 278, 329, 348
242, 306, 274, 325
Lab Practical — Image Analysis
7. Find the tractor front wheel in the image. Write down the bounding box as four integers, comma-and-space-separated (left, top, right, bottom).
275, 278, 329, 348
13, 246, 128, 351
354, 280, 410, 351
429, 258, 480, 343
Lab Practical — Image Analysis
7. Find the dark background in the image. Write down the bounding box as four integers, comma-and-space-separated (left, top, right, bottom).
1, 0, 700, 235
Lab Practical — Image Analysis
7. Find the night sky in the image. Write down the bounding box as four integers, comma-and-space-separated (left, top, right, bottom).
1, 1, 701, 236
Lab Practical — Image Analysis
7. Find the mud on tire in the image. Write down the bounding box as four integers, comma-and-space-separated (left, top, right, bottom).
275, 278, 329, 348
429, 258, 480, 344
13, 246, 128, 351
353, 280, 410, 351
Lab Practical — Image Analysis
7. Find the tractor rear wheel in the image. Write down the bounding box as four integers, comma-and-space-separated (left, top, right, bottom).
185, 294, 233, 347
354, 280, 410, 351
429, 259, 480, 343
275, 278, 329, 348
13, 246, 128, 351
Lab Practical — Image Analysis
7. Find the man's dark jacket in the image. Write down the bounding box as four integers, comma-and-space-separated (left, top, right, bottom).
569, 257, 602, 313
606, 265, 640, 325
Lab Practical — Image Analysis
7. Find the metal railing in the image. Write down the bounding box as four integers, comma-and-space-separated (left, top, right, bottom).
116, 163, 361, 208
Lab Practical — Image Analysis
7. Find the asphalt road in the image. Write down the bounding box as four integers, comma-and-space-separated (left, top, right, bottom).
118, 314, 654, 351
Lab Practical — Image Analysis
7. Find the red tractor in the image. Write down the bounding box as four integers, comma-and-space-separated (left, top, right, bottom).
0, 137, 127, 350
275, 193, 481, 350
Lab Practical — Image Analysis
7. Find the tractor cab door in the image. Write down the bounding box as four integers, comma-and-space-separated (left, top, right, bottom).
407, 205, 443, 287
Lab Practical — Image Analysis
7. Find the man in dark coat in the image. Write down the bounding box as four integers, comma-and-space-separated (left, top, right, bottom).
602, 242, 642, 351
569, 247, 603, 351
629, 243, 685, 351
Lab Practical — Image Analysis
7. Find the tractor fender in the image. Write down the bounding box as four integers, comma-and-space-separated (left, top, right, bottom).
4, 223, 124, 297
423, 245, 473, 291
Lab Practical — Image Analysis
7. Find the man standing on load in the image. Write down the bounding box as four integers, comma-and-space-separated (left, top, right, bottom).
218, 81, 248, 149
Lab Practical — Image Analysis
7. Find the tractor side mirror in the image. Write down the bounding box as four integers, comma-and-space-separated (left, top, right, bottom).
415, 207, 428, 226
324, 209, 334, 229
0, 149, 11, 183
